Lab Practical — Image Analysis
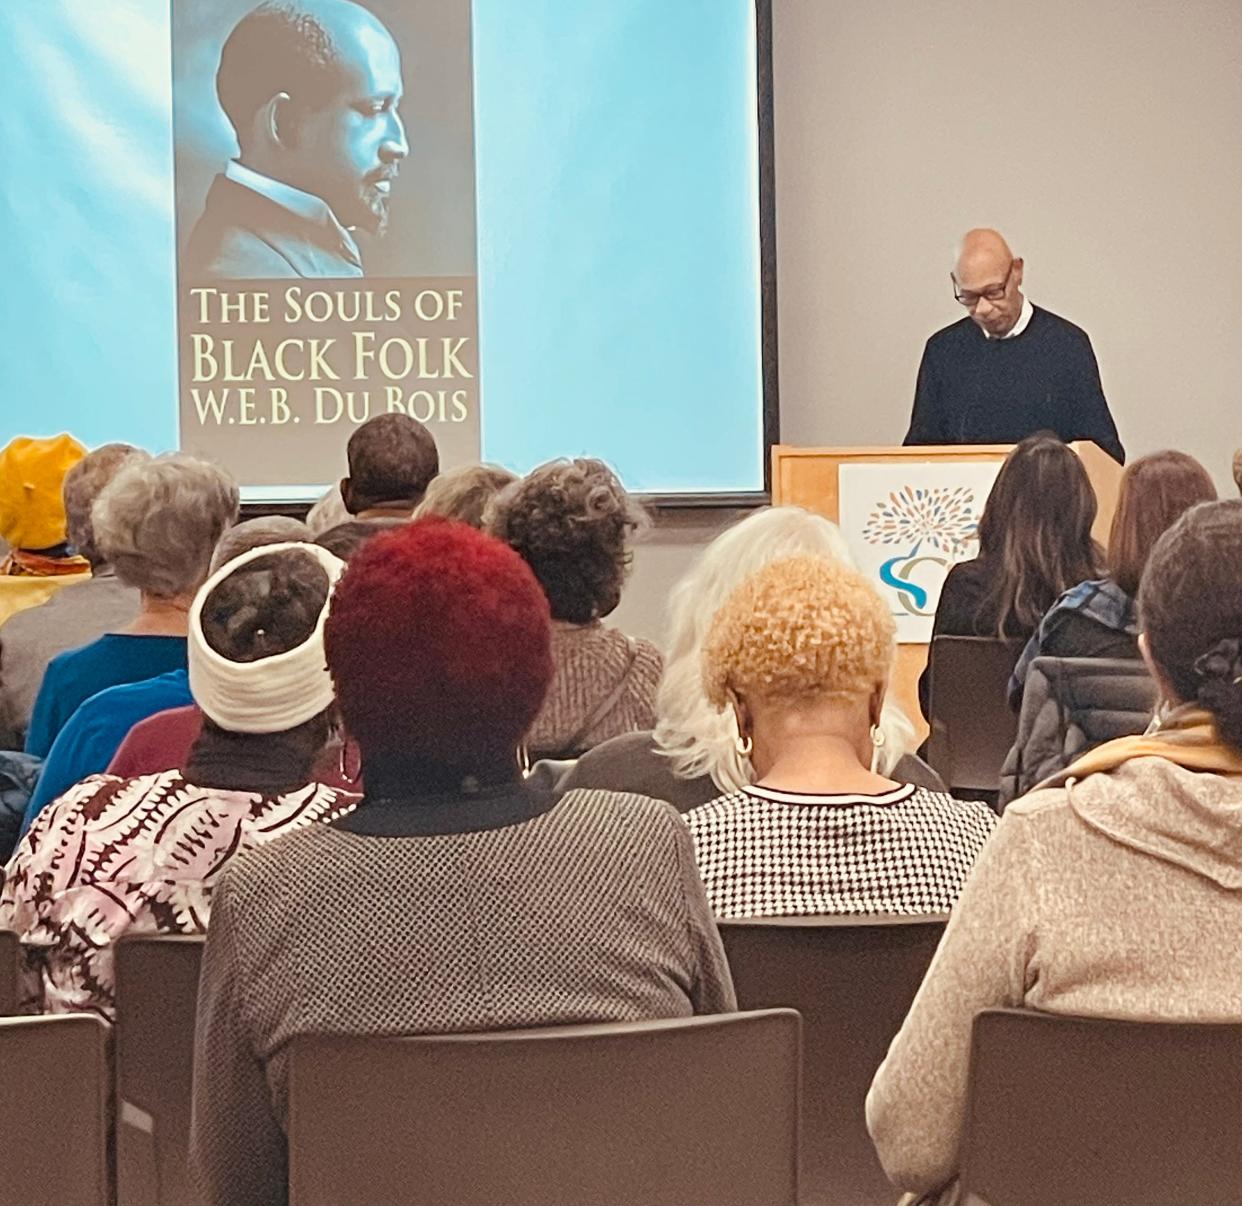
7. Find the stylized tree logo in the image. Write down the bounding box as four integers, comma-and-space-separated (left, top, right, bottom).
863, 486, 980, 614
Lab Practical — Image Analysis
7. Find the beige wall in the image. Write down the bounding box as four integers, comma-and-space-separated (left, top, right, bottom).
619, 0, 1242, 648
772, 0, 1242, 480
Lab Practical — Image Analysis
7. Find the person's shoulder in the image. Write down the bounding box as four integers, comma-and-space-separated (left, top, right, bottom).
684, 788, 750, 826
908, 786, 998, 827
186, 176, 301, 279
1030, 306, 1094, 346
556, 785, 682, 829
924, 315, 979, 351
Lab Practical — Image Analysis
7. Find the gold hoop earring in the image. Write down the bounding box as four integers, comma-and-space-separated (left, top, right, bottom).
735, 734, 753, 758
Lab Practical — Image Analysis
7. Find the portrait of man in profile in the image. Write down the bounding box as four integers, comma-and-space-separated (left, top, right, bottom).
184, 0, 409, 279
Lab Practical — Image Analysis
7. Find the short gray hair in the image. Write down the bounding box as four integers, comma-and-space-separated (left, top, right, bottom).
414, 463, 517, 529
63, 444, 148, 570
210, 515, 312, 573
93, 454, 240, 598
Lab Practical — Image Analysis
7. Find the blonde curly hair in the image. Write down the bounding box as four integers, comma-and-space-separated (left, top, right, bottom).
702, 554, 895, 708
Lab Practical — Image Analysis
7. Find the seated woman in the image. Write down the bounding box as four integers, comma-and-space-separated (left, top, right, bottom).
486, 458, 663, 759
414, 462, 517, 528
559, 506, 940, 809
1008, 449, 1215, 707
919, 434, 1100, 718
685, 554, 994, 919
0, 542, 356, 1018
25, 453, 239, 756
867, 499, 1242, 1203
0, 434, 90, 627
190, 520, 735, 1206
0, 443, 143, 749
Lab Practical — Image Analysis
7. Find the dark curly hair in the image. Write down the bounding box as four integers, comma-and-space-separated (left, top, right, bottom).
325, 519, 552, 767
1140, 499, 1242, 750
485, 458, 646, 623
200, 548, 331, 664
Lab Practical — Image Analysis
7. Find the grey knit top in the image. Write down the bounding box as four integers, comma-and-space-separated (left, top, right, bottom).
525, 622, 663, 758
190, 784, 736, 1206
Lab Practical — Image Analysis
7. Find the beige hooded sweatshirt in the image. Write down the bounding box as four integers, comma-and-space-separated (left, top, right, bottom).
866, 754, 1242, 1198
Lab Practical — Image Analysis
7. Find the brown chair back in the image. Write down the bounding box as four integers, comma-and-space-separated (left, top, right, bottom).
113, 935, 205, 1206
0, 929, 20, 1015
926, 635, 1025, 794
0, 1013, 113, 1206
287, 1009, 801, 1206
961, 1008, 1242, 1206
720, 914, 946, 1206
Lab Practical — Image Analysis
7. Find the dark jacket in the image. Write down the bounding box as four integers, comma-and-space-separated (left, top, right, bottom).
998, 657, 1158, 807
184, 175, 363, 280
919, 558, 1032, 717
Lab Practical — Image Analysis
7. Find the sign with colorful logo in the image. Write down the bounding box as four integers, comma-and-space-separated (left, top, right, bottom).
838, 462, 1002, 642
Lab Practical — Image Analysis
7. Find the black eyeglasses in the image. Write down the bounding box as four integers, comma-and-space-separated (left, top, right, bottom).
952, 260, 1014, 307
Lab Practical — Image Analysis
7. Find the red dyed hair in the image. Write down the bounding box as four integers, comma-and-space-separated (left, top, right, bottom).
325, 518, 552, 765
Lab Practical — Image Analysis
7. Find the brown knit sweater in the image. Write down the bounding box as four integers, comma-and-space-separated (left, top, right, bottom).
867, 756, 1242, 1197
525, 621, 663, 758
190, 784, 734, 1206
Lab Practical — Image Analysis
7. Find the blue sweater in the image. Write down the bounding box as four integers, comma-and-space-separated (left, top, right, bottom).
20, 669, 193, 839
25, 634, 187, 757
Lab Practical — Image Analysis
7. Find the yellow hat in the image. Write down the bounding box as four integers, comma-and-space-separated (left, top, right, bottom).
0, 434, 88, 551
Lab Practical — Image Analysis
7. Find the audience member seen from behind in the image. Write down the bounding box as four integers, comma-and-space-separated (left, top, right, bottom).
314, 517, 406, 562
101, 518, 345, 785
560, 506, 942, 808
340, 413, 439, 520
919, 434, 1100, 716
25, 454, 239, 758
413, 462, 517, 528
1008, 450, 1216, 707
868, 499, 1242, 1204
0, 543, 356, 1018
1233, 447, 1242, 496
0, 434, 89, 628
486, 458, 662, 759
687, 554, 994, 919
191, 520, 734, 1206
0, 444, 145, 748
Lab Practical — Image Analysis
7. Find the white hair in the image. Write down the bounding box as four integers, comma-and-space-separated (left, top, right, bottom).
653, 505, 917, 793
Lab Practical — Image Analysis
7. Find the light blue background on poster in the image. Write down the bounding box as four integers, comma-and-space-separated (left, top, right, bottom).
0, 1, 764, 494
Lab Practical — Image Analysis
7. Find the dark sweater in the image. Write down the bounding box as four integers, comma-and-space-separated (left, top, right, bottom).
904, 306, 1124, 464
918, 558, 1031, 718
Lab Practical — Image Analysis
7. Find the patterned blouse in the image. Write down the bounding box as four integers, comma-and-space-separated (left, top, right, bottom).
685, 783, 996, 919
0, 770, 357, 1019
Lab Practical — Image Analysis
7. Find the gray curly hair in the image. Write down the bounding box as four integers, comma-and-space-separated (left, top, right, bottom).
485, 458, 647, 622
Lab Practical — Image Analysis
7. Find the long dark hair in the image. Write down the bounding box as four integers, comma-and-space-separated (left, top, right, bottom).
975, 435, 1101, 637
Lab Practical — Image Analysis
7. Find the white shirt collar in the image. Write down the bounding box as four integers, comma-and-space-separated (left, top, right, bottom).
985, 294, 1034, 340
225, 160, 360, 259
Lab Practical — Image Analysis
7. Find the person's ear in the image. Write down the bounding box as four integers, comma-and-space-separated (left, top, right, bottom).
726, 688, 751, 744
1139, 632, 1178, 706
868, 680, 887, 729
339, 476, 355, 515
1011, 257, 1025, 290
258, 92, 294, 149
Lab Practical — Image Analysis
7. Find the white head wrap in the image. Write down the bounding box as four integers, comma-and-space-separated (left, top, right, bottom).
188, 541, 345, 733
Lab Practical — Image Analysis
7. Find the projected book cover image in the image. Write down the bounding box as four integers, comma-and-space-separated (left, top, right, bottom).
171, 0, 479, 488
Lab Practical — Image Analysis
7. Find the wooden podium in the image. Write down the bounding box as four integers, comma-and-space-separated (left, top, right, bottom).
771, 442, 1124, 739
